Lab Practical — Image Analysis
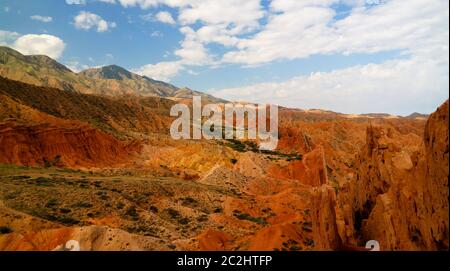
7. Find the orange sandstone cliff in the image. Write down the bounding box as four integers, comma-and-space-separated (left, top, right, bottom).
332, 100, 449, 250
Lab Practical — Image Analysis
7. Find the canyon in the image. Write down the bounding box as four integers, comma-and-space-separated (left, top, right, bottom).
0, 46, 448, 251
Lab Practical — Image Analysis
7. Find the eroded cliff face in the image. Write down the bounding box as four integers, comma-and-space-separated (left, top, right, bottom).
311, 184, 342, 250
0, 225, 169, 251
0, 121, 140, 168
336, 100, 448, 250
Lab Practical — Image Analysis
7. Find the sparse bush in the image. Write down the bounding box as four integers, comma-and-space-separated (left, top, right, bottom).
303, 238, 314, 247
125, 206, 139, 220
59, 208, 71, 214
0, 226, 12, 234
197, 214, 208, 222
181, 197, 198, 207
226, 139, 246, 152
233, 211, 267, 225
46, 199, 58, 208
43, 155, 62, 168
168, 244, 176, 249
178, 217, 190, 225
57, 216, 80, 226
165, 208, 181, 219
11, 175, 31, 180
149, 206, 158, 213
74, 201, 93, 208
4, 192, 19, 200
302, 224, 312, 232
290, 245, 301, 251
35, 177, 52, 186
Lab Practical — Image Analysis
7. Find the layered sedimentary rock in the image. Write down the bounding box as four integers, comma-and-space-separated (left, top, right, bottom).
0, 225, 168, 251
311, 184, 342, 250
0, 121, 140, 168
336, 100, 448, 250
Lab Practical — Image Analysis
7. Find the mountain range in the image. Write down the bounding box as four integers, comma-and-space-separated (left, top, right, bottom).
0, 46, 224, 103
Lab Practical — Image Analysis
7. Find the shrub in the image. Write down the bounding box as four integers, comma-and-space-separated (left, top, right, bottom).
197, 214, 209, 222
58, 217, 80, 225
181, 197, 198, 207
302, 221, 312, 231
35, 177, 52, 186
11, 175, 31, 180
233, 212, 267, 225
0, 226, 12, 234
165, 208, 181, 219
303, 238, 314, 247
46, 199, 58, 208
290, 245, 301, 251
125, 206, 139, 220
59, 208, 71, 214
178, 217, 190, 225
74, 202, 93, 208
149, 206, 158, 213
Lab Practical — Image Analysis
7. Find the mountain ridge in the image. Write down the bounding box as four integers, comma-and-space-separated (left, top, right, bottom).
0, 46, 224, 102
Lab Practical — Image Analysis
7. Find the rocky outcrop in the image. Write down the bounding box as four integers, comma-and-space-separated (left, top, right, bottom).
311, 185, 342, 250
0, 226, 168, 251
0, 121, 140, 168
267, 146, 328, 187
336, 100, 448, 250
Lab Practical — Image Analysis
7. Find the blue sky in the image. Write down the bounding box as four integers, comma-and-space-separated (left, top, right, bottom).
0, 0, 448, 115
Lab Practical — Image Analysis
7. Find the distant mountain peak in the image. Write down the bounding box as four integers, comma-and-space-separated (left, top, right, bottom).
406, 112, 429, 119
81, 64, 133, 80
0, 46, 72, 73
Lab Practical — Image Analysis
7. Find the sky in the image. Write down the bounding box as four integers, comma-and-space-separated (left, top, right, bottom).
0, 0, 448, 115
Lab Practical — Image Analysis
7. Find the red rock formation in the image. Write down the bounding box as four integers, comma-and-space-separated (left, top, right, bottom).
197, 229, 232, 251
336, 100, 449, 250
0, 121, 140, 168
0, 226, 168, 251
267, 146, 328, 187
311, 185, 342, 250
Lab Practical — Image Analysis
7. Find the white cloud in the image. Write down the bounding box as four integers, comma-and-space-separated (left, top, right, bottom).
175, 26, 213, 65
140, 11, 176, 24
123, 1, 265, 81
155, 11, 176, 24
211, 55, 449, 115
73, 11, 116, 32
30, 15, 53, 23
126, 0, 448, 113
222, 0, 449, 65
4, 6, 10, 12
150, 30, 163, 37
133, 61, 184, 82
12, 34, 66, 59
65, 60, 90, 72
139, 13, 153, 21
178, 0, 263, 30
0, 30, 20, 45
66, 0, 86, 4
98, 0, 116, 3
